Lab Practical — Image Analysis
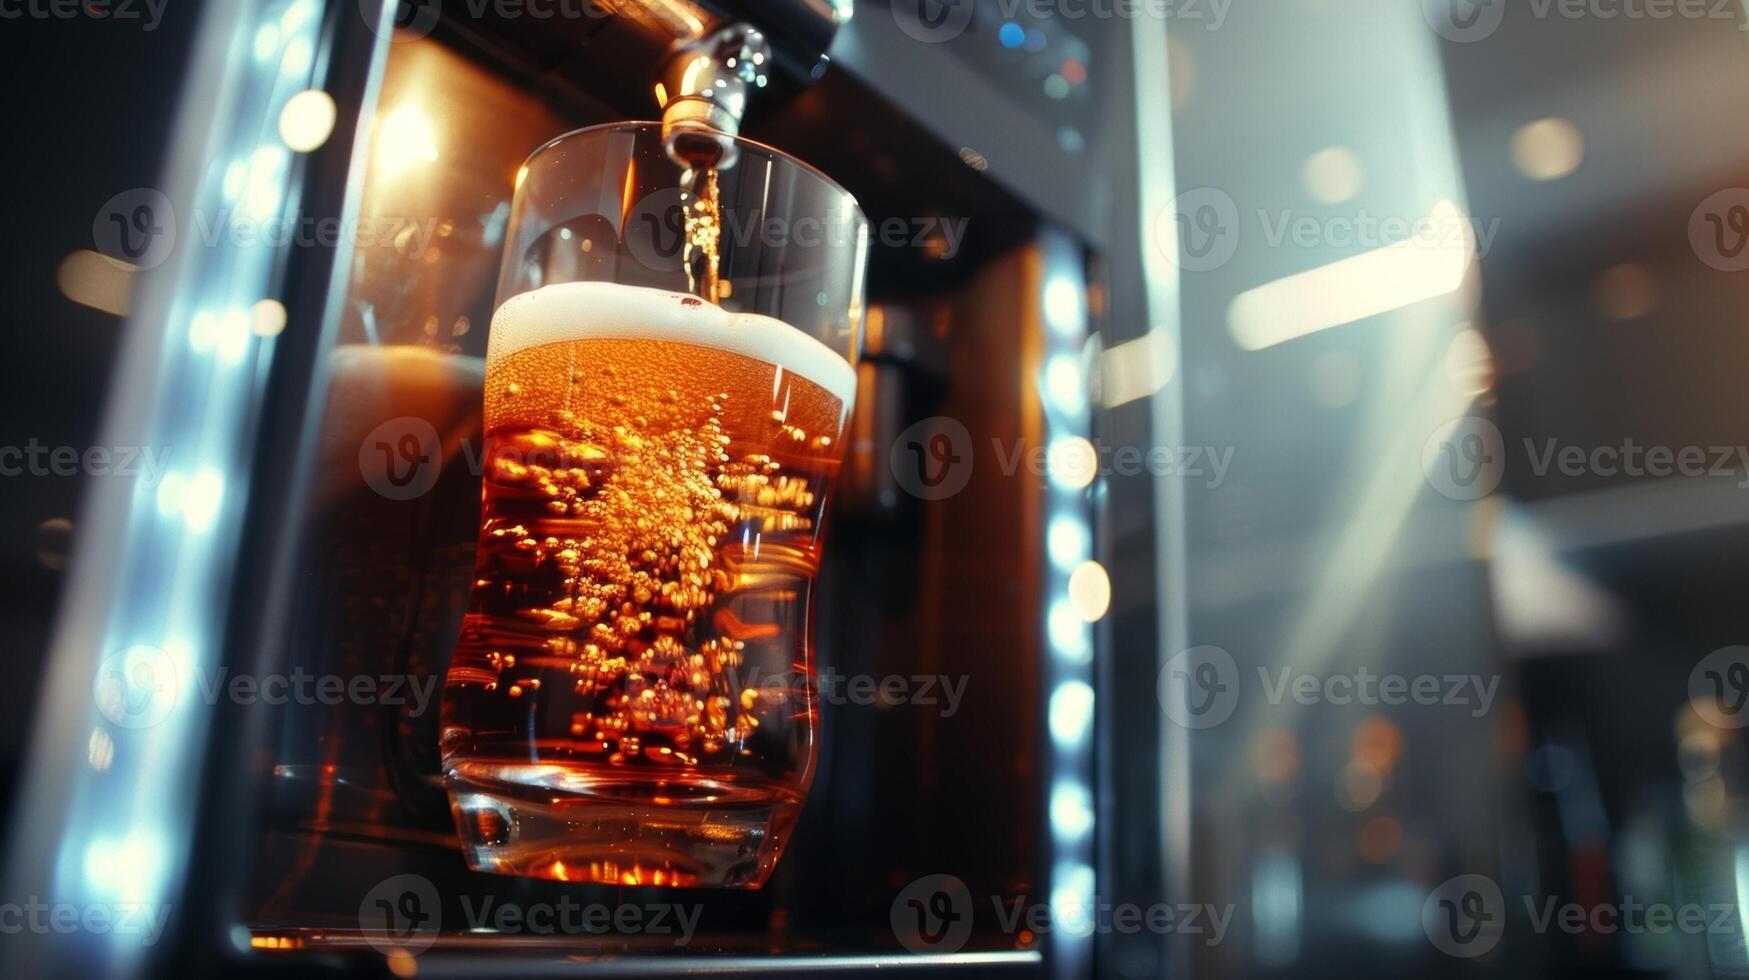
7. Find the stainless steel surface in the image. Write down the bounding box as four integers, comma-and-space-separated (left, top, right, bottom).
659, 23, 772, 150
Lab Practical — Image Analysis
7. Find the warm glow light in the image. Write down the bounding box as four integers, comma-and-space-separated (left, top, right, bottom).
1048, 516, 1091, 569
1595, 262, 1658, 320
1443, 326, 1494, 397
1045, 354, 1086, 413
1050, 781, 1095, 839
238, 145, 289, 223
1101, 328, 1177, 407
1051, 863, 1098, 937
281, 36, 313, 78
222, 159, 247, 201
1044, 277, 1084, 336
87, 729, 113, 772
218, 308, 251, 364
1048, 437, 1099, 489
250, 299, 288, 337
1049, 681, 1095, 745
1511, 117, 1584, 181
182, 469, 226, 533
57, 250, 137, 316
1068, 561, 1111, 623
1168, 35, 1196, 109
188, 311, 217, 352
83, 830, 166, 903
1227, 200, 1474, 351
1049, 600, 1091, 661
253, 23, 280, 61
1302, 147, 1364, 204
278, 89, 336, 152
376, 105, 439, 177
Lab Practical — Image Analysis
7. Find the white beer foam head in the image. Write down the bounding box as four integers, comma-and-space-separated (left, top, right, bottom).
487, 281, 858, 407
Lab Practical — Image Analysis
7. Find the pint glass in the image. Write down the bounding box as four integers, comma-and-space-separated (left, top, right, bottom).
441, 123, 867, 887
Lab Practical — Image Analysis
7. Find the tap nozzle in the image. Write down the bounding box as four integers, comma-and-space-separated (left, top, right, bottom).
658, 22, 770, 168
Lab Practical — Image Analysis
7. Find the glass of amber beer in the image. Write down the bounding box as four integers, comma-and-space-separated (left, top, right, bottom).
441, 123, 866, 887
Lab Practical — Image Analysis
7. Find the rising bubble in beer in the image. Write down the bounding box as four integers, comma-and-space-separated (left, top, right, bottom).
442, 281, 854, 887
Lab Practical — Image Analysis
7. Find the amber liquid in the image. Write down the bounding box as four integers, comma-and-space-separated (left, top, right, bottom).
442, 328, 847, 887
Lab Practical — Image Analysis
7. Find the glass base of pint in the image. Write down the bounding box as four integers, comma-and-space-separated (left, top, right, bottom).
448, 761, 804, 888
